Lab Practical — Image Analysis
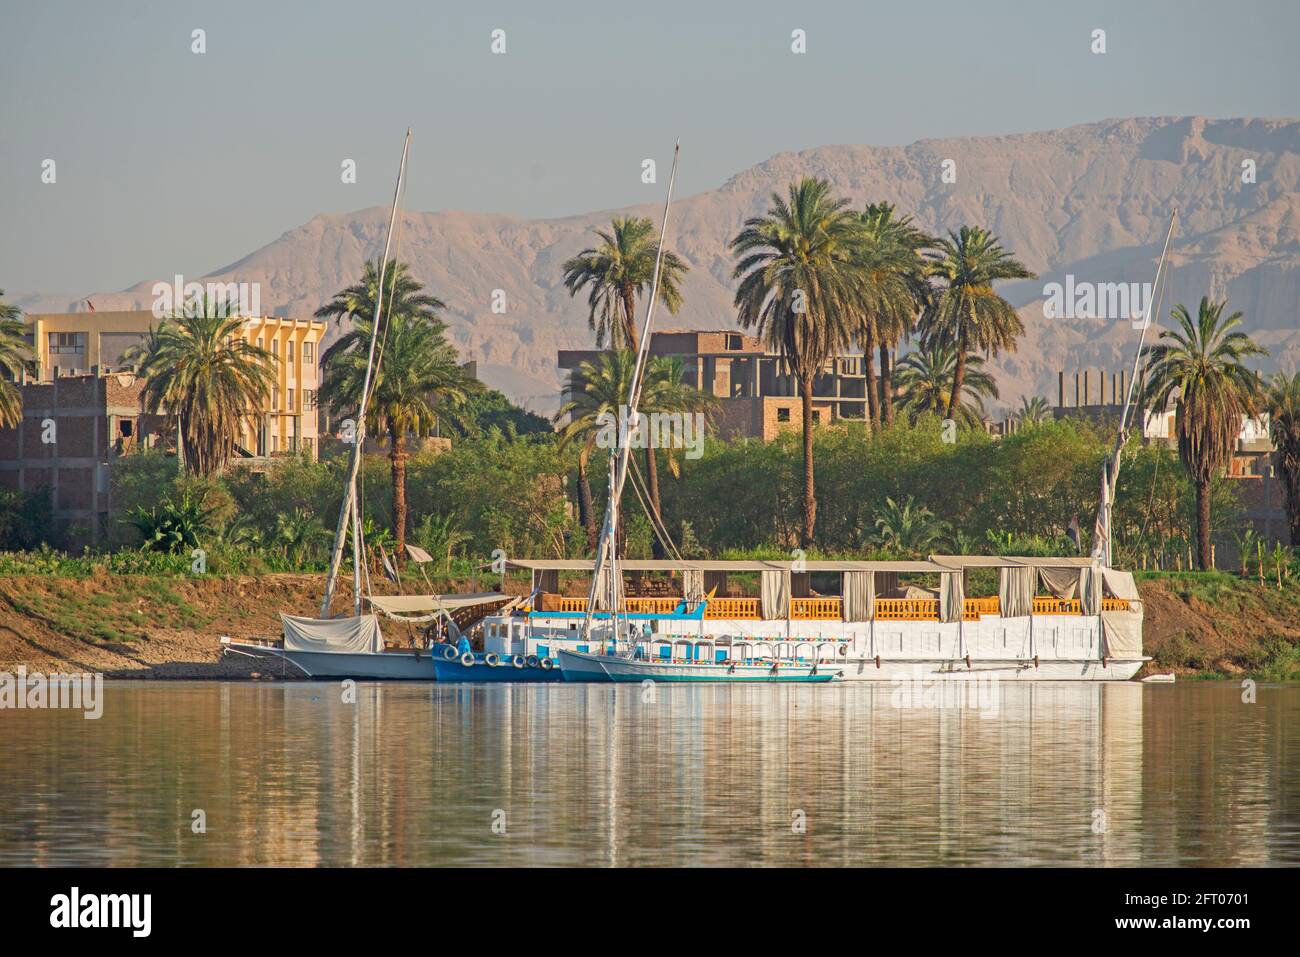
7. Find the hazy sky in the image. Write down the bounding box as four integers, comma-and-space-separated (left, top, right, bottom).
2, 0, 1297, 294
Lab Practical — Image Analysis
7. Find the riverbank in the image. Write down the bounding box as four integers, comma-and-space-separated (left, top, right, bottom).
0, 571, 1296, 680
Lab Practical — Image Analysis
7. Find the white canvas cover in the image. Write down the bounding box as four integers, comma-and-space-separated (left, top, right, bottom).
1101, 569, 1142, 602
282, 614, 383, 655
1102, 609, 1144, 658
1100, 569, 1143, 658
999, 566, 1036, 617
939, 571, 965, 623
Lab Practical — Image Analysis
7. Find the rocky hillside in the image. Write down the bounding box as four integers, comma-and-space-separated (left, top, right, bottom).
18, 116, 1300, 412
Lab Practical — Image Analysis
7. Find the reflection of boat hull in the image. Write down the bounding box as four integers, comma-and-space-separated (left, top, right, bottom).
431, 656, 563, 682
557, 649, 839, 683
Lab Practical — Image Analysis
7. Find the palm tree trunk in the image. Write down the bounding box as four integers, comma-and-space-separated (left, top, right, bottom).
799, 371, 817, 548
946, 333, 967, 420
622, 288, 639, 352
879, 344, 894, 425
862, 330, 878, 430
646, 447, 666, 559
576, 459, 597, 552
1195, 477, 1213, 569
390, 427, 408, 563
1281, 449, 1300, 547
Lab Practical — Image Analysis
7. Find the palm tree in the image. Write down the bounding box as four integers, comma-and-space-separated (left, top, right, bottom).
322, 310, 477, 560
561, 217, 689, 550
561, 216, 688, 351
894, 340, 999, 429
919, 226, 1033, 419
1263, 370, 1300, 546
1016, 395, 1052, 428
1143, 297, 1266, 568
275, 507, 329, 566
871, 495, 950, 557
136, 296, 275, 476
858, 204, 933, 426
555, 350, 714, 555
0, 290, 32, 428
316, 260, 445, 362
731, 177, 862, 546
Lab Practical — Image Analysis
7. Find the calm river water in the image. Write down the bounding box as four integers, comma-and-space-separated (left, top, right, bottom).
1, 681, 1296, 866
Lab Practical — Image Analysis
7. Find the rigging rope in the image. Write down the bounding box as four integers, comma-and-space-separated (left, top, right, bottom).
627, 451, 684, 563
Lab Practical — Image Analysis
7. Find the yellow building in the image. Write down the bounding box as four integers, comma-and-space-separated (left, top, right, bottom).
24, 310, 327, 460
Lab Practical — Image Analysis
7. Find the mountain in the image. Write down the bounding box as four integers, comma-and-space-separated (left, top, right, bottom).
15, 115, 1300, 413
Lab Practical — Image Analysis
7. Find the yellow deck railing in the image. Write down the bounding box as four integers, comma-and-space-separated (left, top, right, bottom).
536, 594, 1129, 620
791, 597, 842, 620
704, 597, 761, 619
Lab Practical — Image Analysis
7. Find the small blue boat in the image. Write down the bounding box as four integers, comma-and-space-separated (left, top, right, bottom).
430, 647, 563, 683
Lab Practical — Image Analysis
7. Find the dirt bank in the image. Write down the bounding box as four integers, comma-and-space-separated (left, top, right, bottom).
0, 573, 1294, 680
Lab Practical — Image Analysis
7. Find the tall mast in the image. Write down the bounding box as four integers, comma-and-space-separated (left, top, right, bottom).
1093, 210, 1177, 567
581, 141, 681, 645
321, 129, 413, 617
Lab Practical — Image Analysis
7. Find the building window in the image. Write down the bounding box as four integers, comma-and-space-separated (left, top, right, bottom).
287, 388, 295, 411
725, 333, 742, 351
272, 387, 279, 409
777, 407, 791, 423
49, 332, 86, 354
303, 341, 314, 364
271, 339, 279, 359
304, 389, 316, 410
287, 340, 295, 363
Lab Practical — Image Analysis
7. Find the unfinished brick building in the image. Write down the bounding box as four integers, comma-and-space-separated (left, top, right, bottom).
0, 371, 166, 547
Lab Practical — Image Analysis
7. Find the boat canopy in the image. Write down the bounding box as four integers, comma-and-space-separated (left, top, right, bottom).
505, 558, 947, 573
368, 593, 508, 615
282, 613, 383, 655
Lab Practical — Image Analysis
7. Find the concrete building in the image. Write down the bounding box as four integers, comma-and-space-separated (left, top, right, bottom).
1051, 365, 1290, 547
0, 372, 166, 547
557, 329, 870, 441
23, 310, 327, 459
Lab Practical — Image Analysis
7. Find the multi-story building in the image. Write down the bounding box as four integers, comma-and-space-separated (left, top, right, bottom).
0, 371, 165, 547
557, 329, 870, 441
23, 310, 327, 459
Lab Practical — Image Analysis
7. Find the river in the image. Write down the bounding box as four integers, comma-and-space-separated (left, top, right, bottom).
1, 681, 1296, 866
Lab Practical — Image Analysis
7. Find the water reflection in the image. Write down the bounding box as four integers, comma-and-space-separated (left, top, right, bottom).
0, 681, 1295, 866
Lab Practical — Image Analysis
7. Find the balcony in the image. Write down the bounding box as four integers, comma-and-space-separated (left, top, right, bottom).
532, 594, 1129, 621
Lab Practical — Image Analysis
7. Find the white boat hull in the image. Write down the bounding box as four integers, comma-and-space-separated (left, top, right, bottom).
558, 649, 839, 682
829, 657, 1146, 681
224, 641, 439, 679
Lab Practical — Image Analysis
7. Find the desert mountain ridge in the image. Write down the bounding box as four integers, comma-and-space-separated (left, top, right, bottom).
13, 115, 1300, 413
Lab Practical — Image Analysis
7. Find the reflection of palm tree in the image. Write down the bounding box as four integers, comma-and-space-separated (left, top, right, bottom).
731, 177, 861, 546
920, 226, 1032, 419
1263, 370, 1300, 546
894, 340, 998, 429
0, 290, 32, 428
136, 296, 275, 476
1143, 297, 1265, 568
872, 495, 949, 557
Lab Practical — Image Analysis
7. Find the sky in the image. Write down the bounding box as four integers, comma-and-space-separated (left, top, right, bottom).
1, 0, 1297, 295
